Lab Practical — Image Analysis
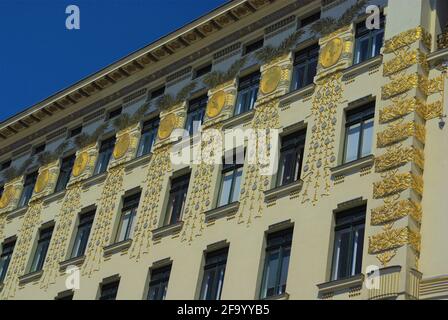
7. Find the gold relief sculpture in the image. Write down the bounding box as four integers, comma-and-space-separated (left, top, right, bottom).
260, 66, 282, 95
381, 74, 419, 100
0, 185, 15, 209
0, 213, 6, 242
72, 151, 89, 177
113, 132, 130, 159
383, 26, 431, 54
158, 113, 178, 140
420, 75, 444, 96
371, 197, 422, 225
375, 145, 424, 172
373, 171, 423, 199
379, 97, 423, 123
417, 100, 443, 120
383, 49, 428, 77
319, 37, 343, 69
377, 121, 425, 147
376, 249, 398, 267
34, 169, 49, 193
368, 227, 419, 255
206, 90, 226, 118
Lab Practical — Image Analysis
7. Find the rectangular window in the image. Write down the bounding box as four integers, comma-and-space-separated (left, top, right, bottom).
277, 130, 306, 187
55, 291, 74, 300
291, 44, 319, 91
69, 125, 83, 138
0, 186, 3, 199
235, 71, 260, 116
343, 102, 375, 163
137, 117, 159, 157
185, 95, 207, 136
30, 226, 54, 273
200, 248, 228, 300
217, 150, 244, 207
331, 206, 366, 281
165, 174, 190, 226
194, 64, 212, 79
0, 160, 11, 171
353, 15, 385, 65
260, 228, 293, 299
71, 210, 95, 258
99, 279, 120, 300
18, 171, 38, 207
94, 137, 116, 175
299, 11, 321, 28
0, 239, 16, 283
55, 154, 76, 193
116, 192, 141, 242
150, 86, 165, 100
107, 107, 122, 120
147, 265, 171, 300
244, 38, 264, 55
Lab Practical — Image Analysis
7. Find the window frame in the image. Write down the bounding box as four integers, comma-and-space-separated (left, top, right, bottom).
276, 130, 306, 187
290, 44, 319, 91
0, 239, 16, 283
55, 154, 76, 193
147, 264, 172, 300
164, 173, 191, 226
94, 136, 116, 175
353, 15, 385, 65
19, 171, 38, 207
30, 225, 54, 273
137, 117, 159, 157
71, 210, 95, 258
217, 150, 244, 208
199, 247, 229, 300
234, 71, 260, 116
243, 38, 264, 55
185, 95, 207, 136
115, 192, 141, 242
99, 279, 120, 300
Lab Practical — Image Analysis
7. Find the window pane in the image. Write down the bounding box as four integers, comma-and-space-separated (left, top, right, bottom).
218, 172, 233, 207
279, 247, 291, 295
344, 123, 361, 163
352, 225, 365, 276
332, 229, 351, 280
361, 118, 374, 157
261, 250, 280, 298
200, 249, 228, 300
231, 169, 243, 203
354, 37, 369, 64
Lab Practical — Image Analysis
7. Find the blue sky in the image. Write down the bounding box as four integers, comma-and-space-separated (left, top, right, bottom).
0, 0, 228, 122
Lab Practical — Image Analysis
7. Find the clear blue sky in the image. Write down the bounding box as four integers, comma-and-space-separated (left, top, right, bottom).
0, 0, 228, 122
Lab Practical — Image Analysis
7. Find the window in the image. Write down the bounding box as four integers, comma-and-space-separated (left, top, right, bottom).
18, 171, 38, 207
0, 239, 16, 283
0, 185, 3, 199
244, 38, 264, 55
33, 143, 46, 155
260, 228, 292, 299
291, 44, 319, 91
147, 265, 171, 300
71, 210, 95, 258
69, 125, 82, 138
99, 279, 120, 300
30, 226, 54, 273
199, 248, 228, 300
299, 11, 321, 28
217, 150, 244, 207
277, 130, 306, 187
150, 86, 165, 100
55, 154, 76, 192
235, 71, 260, 115
55, 290, 74, 300
116, 192, 141, 242
94, 137, 116, 175
164, 174, 190, 226
0, 160, 11, 171
331, 206, 366, 281
343, 102, 375, 163
107, 107, 122, 120
353, 15, 385, 64
194, 64, 212, 79
137, 117, 159, 157
185, 95, 207, 136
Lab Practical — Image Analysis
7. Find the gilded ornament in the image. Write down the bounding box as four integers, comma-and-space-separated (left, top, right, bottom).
384, 26, 431, 54
0, 185, 15, 209
158, 113, 178, 140
417, 100, 443, 120
72, 151, 89, 177
371, 199, 422, 225
377, 121, 425, 147
373, 172, 423, 199
369, 227, 413, 254
383, 49, 427, 76
260, 66, 282, 95
379, 98, 423, 123
34, 169, 49, 193
376, 250, 397, 267
319, 37, 343, 68
375, 145, 424, 172
113, 133, 130, 159
381, 74, 419, 100
206, 90, 226, 118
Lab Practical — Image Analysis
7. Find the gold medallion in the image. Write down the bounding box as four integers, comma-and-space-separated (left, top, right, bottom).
158, 113, 177, 140
34, 169, 49, 193
0, 185, 14, 209
73, 151, 89, 177
260, 66, 282, 95
319, 37, 344, 69
113, 133, 130, 159
206, 91, 226, 118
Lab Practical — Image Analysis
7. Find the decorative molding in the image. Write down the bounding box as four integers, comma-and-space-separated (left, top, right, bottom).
383, 26, 432, 54
383, 49, 428, 76
373, 171, 423, 199
371, 198, 422, 225
368, 227, 420, 255
375, 145, 424, 172
377, 121, 425, 147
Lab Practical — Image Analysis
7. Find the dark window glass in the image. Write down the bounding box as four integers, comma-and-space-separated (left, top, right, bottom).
343, 102, 375, 163
260, 228, 293, 299
165, 174, 190, 225
0, 186, 3, 199
108, 107, 122, 120
331, 206, 366, 281
200, 248, 228, 300
30, 226, 54, 273
235, 71, 260, 115
55, 291, 74, 300
150, 87, 165, 100
353, 15, 385, 64
0, 239, 16, 283
55, 154, 76, 192
71, 210, 95, 258
194, 64, 212, 78
291, 44, 319, 91
99, 280, 120, 300
277, 130, 306, 186
0, 160, 11, 171
217, 150, 244, 207
185, 96, 207, 136
19, 171, 38, 207
244, 39, 264, 55
147, 265, 171, 300
299, 11, 321, 28
116, 192, 141, 242
33, 144, 46, 155
69, 126, 82, 138
94, 137, 116, 175
137, 118, 159, 157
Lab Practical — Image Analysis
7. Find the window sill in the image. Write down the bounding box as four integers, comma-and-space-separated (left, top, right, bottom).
262, 292, 290, 301
103, 239, 132, 257
317, 274, 364, 297
279, 84, 315, 106
82, 171, 107, 189
125, 153, 152, 172
264, 179, 303, 203
43, 189, 67, 205
152, 221, 184, 240
222, 109, 255, 129
6, 205, 28, 221
204, 201, 239, 223
19, 270, 44, 285
59, 255, 86, 272
331, 155, 374, 177
343, 55, 382, 81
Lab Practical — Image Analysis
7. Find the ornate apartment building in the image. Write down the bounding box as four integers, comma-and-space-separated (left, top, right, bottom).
0, 0, 447, 300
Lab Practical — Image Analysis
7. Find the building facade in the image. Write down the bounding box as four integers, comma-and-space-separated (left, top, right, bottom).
0, 0, 447, 300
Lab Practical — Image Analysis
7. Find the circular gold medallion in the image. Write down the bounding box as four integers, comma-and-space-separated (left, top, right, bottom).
113, 133, 130, 159
206, 91, 226, 118
34, 169, 49, 193
260, 66, 282, 95
319, 37, 344, 69
0, 185, 14, 209
158, 113, 177, 140
72, 151, 89, 177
